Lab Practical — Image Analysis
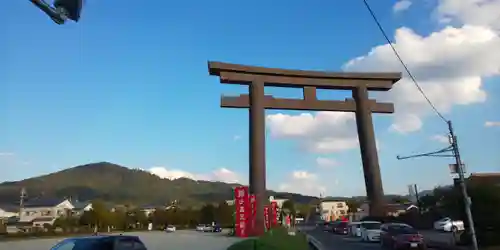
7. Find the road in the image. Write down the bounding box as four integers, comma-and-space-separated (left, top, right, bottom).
306, 228, 382, 250
303, 227, 459, 250
0, 230, 242, 250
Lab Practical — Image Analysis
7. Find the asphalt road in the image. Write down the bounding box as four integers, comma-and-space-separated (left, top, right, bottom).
0, 230, 242, 250
306, 228, 382, 250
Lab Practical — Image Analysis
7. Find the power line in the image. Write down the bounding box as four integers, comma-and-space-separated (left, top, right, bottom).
361, 0, 448, 123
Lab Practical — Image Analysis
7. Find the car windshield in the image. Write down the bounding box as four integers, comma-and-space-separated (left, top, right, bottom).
391, 225, 416, 234
362, 223, 381, 229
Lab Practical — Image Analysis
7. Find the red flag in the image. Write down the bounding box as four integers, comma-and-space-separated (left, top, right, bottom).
249, 194, 256, 235
264, 205, 270, 230
270, 201, 278, 227
234, 186, 250, 237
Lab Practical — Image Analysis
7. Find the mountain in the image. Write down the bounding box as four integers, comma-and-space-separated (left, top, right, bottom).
0, 162, 318, 206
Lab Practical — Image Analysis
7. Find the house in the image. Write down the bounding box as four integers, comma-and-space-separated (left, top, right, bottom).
467, 172, 500, 187
71, 201, 93, 216
0, 204, 19, 219
353, 202, 418, 220
19, 198, 74, 226
139, 205, 157, 216
319, 199, 349, 221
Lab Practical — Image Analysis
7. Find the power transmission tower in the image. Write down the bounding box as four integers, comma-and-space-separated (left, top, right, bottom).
396, 120, 478, 250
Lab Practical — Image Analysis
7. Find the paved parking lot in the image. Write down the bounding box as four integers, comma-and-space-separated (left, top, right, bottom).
0, 230, 242, 250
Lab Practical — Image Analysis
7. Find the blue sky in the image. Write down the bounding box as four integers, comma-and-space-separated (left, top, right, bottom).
1, 0, 499, 196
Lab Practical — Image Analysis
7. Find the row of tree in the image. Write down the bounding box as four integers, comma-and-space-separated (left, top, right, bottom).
53, 200, 235, 231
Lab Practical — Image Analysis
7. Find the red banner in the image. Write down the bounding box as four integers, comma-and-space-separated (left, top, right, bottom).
234, 186, 250, 237
270, 201, 278, 227
264, 205, 270, 230
249, 194, 256, 235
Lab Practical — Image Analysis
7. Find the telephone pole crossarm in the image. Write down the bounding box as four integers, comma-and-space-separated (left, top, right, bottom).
396, 146, 454, 160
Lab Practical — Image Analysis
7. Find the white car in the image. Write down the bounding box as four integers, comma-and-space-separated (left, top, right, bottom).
360, 221, 382, 242
166, 225, 176, 232
203, 225, 214, 232
433, 217, 465, 232
196, 224, 206, 231
348, 222, 362, 237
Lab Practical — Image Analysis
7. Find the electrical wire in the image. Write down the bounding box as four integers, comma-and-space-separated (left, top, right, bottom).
361, 0, 448, 123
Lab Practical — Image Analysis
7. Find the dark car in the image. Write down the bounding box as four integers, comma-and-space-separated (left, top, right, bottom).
50, 235, 147, 250
380, 223, 426, 250
333, 221, 349, 235
212, 225, 222, 232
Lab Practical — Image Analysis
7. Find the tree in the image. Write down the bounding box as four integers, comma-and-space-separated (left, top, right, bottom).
215, 202, 233, 226
391, 196, 410, 204
346, 200, 361, 213
199, 204, 215, 224
281, 200, 296, 226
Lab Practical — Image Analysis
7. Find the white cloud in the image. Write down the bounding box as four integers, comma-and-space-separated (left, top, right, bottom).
393, 0, 412, 12
436, 0, 500, 31
485, 121, 500, 127
431, 134, 450, 144
344, 24, 498, 133
267, 112, 359, 153
315, 157, 339, 168
278, 170, 329, 196
233, 135, 242, 141
0, 152, 15, 157
148, 166, 242, 184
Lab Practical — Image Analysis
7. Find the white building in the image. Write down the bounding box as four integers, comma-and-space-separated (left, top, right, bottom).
0, 204, 19, 219
71, 201, 93, 216
353, 202, 418, 221
20, 198, 74, 226
319, 200, 349, 221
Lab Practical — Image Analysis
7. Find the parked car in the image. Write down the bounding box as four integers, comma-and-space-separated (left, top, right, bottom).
333, 221, 349, 235
380, 223, 425, 249
360, 221, 382, 242
212, 225, 222, 232
433, 217, 464, 232
348, 222, 362, 237
165, 225, 176, 232
323, 222, 334, 232
50, 235, 147, 250
196, 224, 206, 231
203, 225, 214, 232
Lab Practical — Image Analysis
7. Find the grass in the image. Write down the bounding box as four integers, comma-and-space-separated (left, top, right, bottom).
227, 228, 309, 250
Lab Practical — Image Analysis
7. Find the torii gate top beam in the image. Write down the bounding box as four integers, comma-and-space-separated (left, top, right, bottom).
208, 61, 401, 91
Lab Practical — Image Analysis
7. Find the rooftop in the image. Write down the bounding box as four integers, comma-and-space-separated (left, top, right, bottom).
23, 198, 67, 208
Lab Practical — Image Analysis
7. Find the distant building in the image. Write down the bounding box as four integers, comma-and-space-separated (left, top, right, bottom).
467, 172, 500, 187
71, 201, 93, 216
353, 202, 417, 220
0, 204, 19, 219
20, 198, 74, 226
139, 205, 157, 216
319, 199, 349, 221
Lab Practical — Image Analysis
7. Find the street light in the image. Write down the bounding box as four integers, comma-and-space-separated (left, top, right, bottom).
29, 0, 83, 25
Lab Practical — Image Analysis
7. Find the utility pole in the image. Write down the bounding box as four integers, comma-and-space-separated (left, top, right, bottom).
413, 184, 422, 215
396, 120, 478, 250
19, 187, 27, 216
448, 121, 478, 250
